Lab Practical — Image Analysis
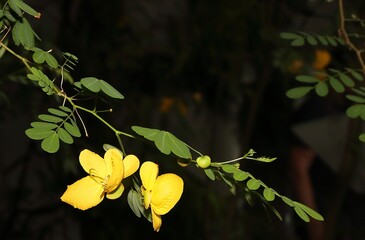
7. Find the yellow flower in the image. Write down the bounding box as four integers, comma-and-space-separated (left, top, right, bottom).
140, 161, 184, 232
61, 149, 140, 210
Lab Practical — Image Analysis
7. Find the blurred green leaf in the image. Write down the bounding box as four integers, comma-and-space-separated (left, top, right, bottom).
359, 133, 365, 142
317, 36, 329, 45
347, 68, 364, 81
346, 104, 364, 118
339, 73, 355, 87
346, 95, 365, 103
326, 36, 338, 46
306, 36, 318, 45
295, 75, 319, 83
329, 76, 345, 93
315, 81, 328, 97
279, 32, 301, 39
291, 38, 305, 46
286, 86, 313, 99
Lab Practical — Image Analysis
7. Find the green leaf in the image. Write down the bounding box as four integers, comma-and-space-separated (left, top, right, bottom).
45, 52, 58, 68
294, 205, 310, 222
263, 188, 275, 201
346, 104, 364, 118
306, 36, 318, 45
57, 128, 73, 144
204, 168, 215, 180
64, 121, 81, 137
281, 196, 295, 207
32, 50, 46, 64
48, 108, 69, 117
38, 114, 63, 123
18, 18, 35, 47
127, 190, 142, 218
233, 169, 249, 181
326, 36, 338, 46
359, 133, 365, 142
351, 88, 365, 97
8, 0, 23, 17
247, 178, 261, 190
99, 80, 124, 100
132, 126, 159, 141
4, 9, 17, 22
80, 77, 101, 93
41, 132, 60, 153
13, 0, 41, 18
280, 32, 301, 40
30, 122, 58, 129
25, 128, 54, 140
286, 86, 313, 99
339, 73, 355, 87
346, 95, 365, 103
317, 36, 329, 45
153, 131, 192, 159
329, 76, 345, 93
295, 75, 319, 83
59, 106, 72, 113
346, 69, 363, 81
315, 81, 328, 97
221, 164, 237, 173
294, 201, 324, 221
132, 126, 191, 159
217, 171, 235, 188
12, 20, 22, 46
291, 37, 305, 46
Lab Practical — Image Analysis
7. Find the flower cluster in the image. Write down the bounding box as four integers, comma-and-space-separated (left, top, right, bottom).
61, 148, 184, 231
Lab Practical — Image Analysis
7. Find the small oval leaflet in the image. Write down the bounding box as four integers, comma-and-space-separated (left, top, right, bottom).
247, 178, 261, 190
41, 132, 60, 153
263, 187, 275, 201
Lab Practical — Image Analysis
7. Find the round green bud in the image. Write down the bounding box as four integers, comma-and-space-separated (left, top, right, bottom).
196, 155, 211, 168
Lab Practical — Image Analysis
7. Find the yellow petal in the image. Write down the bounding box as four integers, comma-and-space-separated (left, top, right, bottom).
106, 183, 124, 200
140, 161, 158, 191
60, 176, 104, 210
104, 148, 123, 175
123, 154, 140, 178
151, 209, 162, 232
151, 173, 183, 215
104, 149, 124, 192
79, 149, 107, 177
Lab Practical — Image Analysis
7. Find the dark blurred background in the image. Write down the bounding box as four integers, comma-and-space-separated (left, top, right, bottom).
1, 0, 365, 239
